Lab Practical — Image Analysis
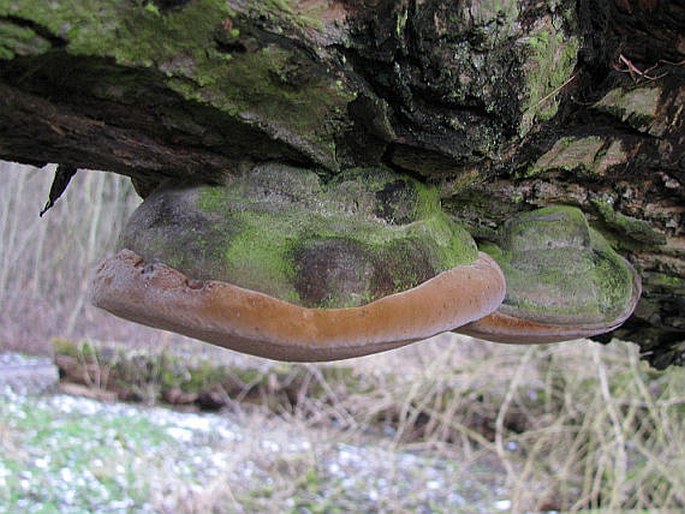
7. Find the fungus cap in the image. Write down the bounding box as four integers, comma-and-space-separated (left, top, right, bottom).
90, 249, 506, 362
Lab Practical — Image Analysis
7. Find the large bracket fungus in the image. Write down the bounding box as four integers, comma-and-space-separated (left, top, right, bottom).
90, 164, 506, 361
90, 166, 641, 361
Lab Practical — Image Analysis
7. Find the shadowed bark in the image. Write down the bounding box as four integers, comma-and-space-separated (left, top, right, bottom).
1, 0, 683, 367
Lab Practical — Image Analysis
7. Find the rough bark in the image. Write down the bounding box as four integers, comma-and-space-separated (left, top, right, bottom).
1, 0, 683, 368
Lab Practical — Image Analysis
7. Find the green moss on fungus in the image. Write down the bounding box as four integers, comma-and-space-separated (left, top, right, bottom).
480, 206, 636, 324
120, 164, 478, 308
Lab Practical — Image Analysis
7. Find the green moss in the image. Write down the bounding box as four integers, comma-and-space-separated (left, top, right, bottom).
196, 184, 227, 212
519, 28, 579, 135
525, 137, 629, 178
220, 210, 302, 304
126, 165, 478, 308
407, 212, 477, 266
595, 139, 628, 175
592, 197, 667, 247
396, 8, 408, 37
182, 361, 230, 393
202, 205, 475, 307
468, 0, 519, 29
0, 20, 51, 59
165, 37, 352, 167
589, 227, 635, 316
526, 136, 604, 177
51, 338, 83, 359
414, 182, 443, 220
266, 0, 295, 14
594, 86, 661, 134
645, 272, 685, 293
144, 2, 161, 16
257, 0, 326, 30
205, 168, 476, 265
1, 0, 353, 169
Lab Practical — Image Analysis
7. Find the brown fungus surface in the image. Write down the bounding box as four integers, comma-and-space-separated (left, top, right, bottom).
90, 249, 505, 362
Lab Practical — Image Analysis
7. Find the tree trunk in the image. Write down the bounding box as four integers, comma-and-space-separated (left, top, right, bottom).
1, 0, 683, 368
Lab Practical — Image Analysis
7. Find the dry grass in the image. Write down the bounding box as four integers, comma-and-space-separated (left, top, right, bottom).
289, 339, 685, 511
48, 335, 685, 512
2, 161, 685, 512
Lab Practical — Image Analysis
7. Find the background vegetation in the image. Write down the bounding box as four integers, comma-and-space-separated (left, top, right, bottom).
1, 161, 684, 512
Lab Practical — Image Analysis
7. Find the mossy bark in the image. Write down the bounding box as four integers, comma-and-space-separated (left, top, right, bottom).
1, 0, 683, 367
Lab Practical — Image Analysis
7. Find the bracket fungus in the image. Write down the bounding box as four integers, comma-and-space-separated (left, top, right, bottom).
90, 249, 504, 361
90, 166, 641, 361
90, 164, 506, 361
455, 206, 642, 344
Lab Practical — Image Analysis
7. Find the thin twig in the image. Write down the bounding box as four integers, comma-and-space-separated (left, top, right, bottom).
536, 72, 578, 107
613, 53, 669, 82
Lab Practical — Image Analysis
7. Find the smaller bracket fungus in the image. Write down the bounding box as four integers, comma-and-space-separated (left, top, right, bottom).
455, 206, 642, 344
90, 164, 506, 361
